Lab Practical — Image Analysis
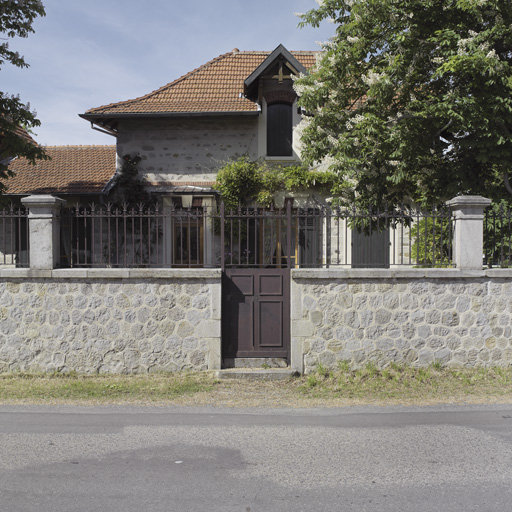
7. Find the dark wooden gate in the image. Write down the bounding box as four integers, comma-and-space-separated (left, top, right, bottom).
222, 268, 290, 360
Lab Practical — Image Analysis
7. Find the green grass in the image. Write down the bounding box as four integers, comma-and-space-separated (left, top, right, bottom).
297, 361, 512, 402
0, 371, 216, 403
2, 364, 512, 406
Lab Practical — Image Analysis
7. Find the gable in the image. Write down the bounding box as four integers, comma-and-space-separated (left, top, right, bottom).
244, 44, 308, 101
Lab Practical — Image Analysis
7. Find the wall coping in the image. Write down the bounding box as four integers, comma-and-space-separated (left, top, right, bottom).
0, 268, 222, 279
291, 268, 512, 279
1, 267, 511, 280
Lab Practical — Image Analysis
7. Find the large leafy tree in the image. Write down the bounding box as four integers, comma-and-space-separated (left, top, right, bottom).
0, 0, 47, 189
295, 0, 512, 207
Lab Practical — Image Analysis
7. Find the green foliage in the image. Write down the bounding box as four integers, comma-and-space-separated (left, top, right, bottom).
411, 215, 453, 267
0, 1, 47, 190
110, 154, 150, 204
431, 360, 443, 370
215, 157, 337, 208
484, 200, 512, 267
295, 0, 512, 208
214, 157, 261, 209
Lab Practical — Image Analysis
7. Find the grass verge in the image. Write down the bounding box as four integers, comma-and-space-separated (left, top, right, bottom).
297, 361, 512, 403
0, 371, 215, 404
1, 364, 512, 406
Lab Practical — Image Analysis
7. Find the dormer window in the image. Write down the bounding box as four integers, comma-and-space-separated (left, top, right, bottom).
244, 45, 309, 160
264, 90, 296, 158
267, 102, 293, 156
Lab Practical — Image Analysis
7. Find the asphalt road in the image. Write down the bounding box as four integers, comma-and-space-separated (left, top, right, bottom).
1, 404, 512, 511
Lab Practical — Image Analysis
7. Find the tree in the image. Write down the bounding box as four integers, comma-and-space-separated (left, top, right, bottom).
0, 0, 47, 191
294, 0, 512, 208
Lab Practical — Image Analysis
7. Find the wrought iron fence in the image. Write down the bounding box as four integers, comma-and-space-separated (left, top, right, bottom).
60, 203, 165, 268
0, 204, 29, 267
328, 204, 454, 268
484, 203, 512, 268
59, 202, 454, 269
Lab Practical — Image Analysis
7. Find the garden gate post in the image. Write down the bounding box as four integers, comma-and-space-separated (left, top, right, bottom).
447, 195, 491, 270
21, 195, 65, 270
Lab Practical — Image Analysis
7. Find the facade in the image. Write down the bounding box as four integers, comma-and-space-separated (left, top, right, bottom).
78, 45, 405, 270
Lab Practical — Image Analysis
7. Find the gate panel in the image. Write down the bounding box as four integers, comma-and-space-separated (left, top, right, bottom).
222, 268, 290, 359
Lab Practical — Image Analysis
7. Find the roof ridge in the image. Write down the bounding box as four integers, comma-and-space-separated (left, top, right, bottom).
86, 51, 235, 115
238, 50, 318, 54
43, 145, 116, 149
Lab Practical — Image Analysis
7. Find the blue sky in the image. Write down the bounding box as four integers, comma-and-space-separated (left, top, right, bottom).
3, 0, 334, 146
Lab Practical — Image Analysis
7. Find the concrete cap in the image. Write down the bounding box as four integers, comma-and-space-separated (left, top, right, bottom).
446, 195, 492, 209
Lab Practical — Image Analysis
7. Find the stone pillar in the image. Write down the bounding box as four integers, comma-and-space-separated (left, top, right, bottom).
447, 195, 491, 270
21, 195, 65, 270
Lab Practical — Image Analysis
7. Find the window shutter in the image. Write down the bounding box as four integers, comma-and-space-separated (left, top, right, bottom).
267, 103, 292, 156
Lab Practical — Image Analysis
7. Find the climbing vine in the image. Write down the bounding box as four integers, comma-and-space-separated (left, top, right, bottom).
214, 157, 337, 208
110, 154, 150, 204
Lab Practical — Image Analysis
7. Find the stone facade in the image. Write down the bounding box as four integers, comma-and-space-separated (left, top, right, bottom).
292, 269, 512, 374
116, 117, 259, 183
0, 269, 221, 374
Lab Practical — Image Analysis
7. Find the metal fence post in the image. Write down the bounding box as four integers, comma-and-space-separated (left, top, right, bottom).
220, 201, 225, 271
286, 199, 292, 269
326, 206, 331, 268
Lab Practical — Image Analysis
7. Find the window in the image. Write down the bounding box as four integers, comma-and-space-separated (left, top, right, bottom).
267, 102, 293, 157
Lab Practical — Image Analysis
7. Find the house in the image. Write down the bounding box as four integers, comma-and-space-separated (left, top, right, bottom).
78, 45, 345, 267
80, 45, 316, 199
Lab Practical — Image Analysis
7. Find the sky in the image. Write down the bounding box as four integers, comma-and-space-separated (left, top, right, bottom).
3, 0, 335, 147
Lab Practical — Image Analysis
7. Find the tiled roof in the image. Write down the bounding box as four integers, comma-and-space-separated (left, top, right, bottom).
6, 145, 116, 195
85, 50, 318, 116
10, 126, 36, 144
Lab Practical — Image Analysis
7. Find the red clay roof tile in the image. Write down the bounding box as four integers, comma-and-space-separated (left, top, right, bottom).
85, 50, 318, 116
6, 145, 116, 195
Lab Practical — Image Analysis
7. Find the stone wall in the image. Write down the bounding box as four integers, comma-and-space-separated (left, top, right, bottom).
116, 117, 259, 183
0, 269, 221, 374
291, 269, 512, 374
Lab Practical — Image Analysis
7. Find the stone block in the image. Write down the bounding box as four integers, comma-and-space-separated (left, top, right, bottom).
196, 320, 221, 339
292, 319, 315, 338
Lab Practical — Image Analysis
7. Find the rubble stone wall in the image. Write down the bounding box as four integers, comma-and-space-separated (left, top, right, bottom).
0, 269, 221, 374
291, 269, 512, 374
116, 117, 259, 183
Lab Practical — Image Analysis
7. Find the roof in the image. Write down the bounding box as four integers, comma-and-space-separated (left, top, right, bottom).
12, 126, 36, 144
6, 145, 116, 195
82, 49, 317, 118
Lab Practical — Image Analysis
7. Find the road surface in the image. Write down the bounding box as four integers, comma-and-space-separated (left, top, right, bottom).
1, 404, 512, 511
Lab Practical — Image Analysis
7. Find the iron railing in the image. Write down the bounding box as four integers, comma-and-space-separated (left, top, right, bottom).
59, 202, 454, 269
484, 204, 512, 268
0, 204, 29, 267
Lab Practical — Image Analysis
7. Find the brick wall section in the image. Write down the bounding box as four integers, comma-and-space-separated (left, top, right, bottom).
291, 269, 512, 374
0, 269, 221, 374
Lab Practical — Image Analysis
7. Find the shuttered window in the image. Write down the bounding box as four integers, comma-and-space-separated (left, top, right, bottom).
267, 103, 293, 157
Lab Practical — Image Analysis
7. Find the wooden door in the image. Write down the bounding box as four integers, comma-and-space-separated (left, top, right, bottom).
222, 269, 290, 359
